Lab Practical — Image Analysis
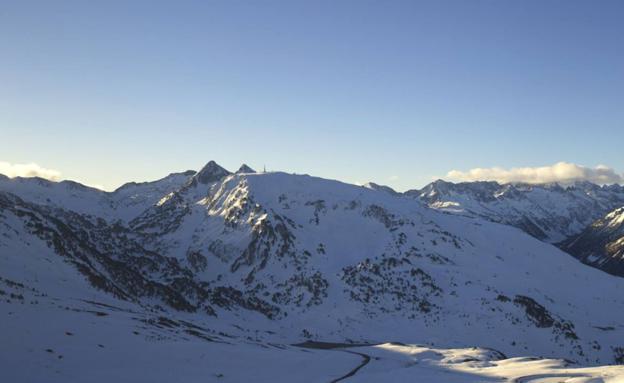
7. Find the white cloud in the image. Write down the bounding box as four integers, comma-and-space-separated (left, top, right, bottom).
388, 175, 400, 181
0, 161, 62, 181
445, 162, 623, 185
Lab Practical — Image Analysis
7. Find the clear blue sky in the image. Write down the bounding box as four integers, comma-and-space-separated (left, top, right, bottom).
1, 0, 623, 191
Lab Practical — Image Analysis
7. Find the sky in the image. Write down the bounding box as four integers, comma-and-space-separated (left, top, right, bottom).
1, 0, 623, 191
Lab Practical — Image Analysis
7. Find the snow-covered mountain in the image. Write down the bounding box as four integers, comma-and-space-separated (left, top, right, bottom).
0, 169, 196, 222
2, 162, 624, 381
562, 207, 624, 277
408, 179, 624, 243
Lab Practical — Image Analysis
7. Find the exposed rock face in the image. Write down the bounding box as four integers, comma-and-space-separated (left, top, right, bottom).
562, 207, 624, 277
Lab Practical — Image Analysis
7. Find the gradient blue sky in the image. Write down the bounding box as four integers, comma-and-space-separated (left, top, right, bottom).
1, 0, 623, 191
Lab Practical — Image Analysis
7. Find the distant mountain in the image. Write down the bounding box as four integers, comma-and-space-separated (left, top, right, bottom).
562, 207, 624, 277
407, 179, 624, 243
2, 161, 624, 367
0, 170, 196, 221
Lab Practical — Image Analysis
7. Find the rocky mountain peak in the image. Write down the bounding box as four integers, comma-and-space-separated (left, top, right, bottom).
194, 161, 231, 185
236, 164, 256, 174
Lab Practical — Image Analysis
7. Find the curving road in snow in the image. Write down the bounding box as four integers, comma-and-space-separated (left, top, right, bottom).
330, 350, 371, 383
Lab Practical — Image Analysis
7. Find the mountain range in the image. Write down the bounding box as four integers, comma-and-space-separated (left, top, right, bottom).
2, 161, 624, 382
404, 179, 624, 277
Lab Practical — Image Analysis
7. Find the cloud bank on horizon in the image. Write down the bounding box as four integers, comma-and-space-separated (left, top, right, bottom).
0, 161, 62, 181
445, 162, 623, 185
2, 160, 622, 190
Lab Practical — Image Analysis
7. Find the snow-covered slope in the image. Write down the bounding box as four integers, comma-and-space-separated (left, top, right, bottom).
408, 180, 624, 243
362, 182, 400, 196
5, 280, 623, 383
4, 294, 623, 383
562, 207, 624, 277
110, 170, 196, 221
0, 175, 113, 218
2, 162, 624, 380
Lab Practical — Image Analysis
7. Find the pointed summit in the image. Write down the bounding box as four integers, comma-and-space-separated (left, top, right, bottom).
236, 164, 256, 174
194, 161, 231, 184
